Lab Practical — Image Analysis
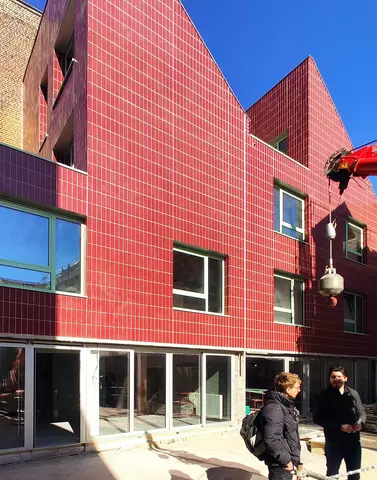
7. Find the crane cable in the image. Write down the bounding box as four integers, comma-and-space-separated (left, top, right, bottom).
349, 137, 377, 152
328, 178, 333, 271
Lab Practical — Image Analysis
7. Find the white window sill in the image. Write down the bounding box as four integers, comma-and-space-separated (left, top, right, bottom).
274, 322, 310, 328
173, 307, 225, 316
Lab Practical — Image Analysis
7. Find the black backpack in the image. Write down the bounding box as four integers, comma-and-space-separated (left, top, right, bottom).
240, 409, 266, 460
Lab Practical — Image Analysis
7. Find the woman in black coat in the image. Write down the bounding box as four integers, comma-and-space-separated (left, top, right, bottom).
258, 372, 302, 480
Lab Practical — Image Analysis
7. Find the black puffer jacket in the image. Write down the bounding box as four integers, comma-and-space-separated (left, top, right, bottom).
258, 390, 301, 467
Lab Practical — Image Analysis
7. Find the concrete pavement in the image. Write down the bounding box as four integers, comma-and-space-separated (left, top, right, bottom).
0, 431, 376, 479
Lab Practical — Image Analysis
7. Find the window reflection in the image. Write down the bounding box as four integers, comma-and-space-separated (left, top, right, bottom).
134, 353, 166, 430
0, 347, 25, 450
99, 352, 129, 435
173, 251, 204, 293
206, 356, 231, 423
0, 206, 49, 266
55, 219, 81, 293
173, 355, 201, 427
0, 266, 51, 290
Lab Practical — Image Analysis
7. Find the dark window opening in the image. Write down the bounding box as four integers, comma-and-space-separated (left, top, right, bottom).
53, 116, 74, 168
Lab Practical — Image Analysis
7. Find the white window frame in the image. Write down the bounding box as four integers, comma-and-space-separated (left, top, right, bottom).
173, 248, 224, 315
275, 187, 305, 240
274, 274, 304, 325
344, 292, 363, 333
345, 221, 364, 262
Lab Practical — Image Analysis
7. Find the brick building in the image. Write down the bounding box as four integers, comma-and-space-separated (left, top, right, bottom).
0, 0, 41, 147
0, 0, 376, 459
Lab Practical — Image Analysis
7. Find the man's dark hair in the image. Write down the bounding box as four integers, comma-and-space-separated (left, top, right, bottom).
329, 366, 347, 377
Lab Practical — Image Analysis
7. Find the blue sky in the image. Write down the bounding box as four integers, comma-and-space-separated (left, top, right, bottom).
28, 0, 377, 194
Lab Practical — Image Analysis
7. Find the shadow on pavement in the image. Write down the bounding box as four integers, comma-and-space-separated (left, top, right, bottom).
146, 433, 267, 480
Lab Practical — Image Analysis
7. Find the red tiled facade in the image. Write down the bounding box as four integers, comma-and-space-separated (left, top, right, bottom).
1, 0, 376, 354
0, 0, 376, 448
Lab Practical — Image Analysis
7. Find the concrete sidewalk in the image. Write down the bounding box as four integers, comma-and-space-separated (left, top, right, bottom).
0, 431, 376, 479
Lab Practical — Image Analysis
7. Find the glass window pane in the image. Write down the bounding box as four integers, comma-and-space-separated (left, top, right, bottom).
282, 225, 303, 240
0, 206, 49, 266
346, 251, 362, 263
55, 219, 81, 294
274, 310, 291, 323
344, 294, 355, 321
338, 359, 354, 388
309, 359, 324, 411
206, 356, 231, 423
278, 136, 288, 153
173, 355, 201, 427
282, 194, 302, 230
356, 360, 369, 403
98, 352, 129, 435
294, 280, 304, 325
274, 276, 291, 310
274, 187, 280, 232
246, 358, 284, 391
0, 347, 25, 449
34, 350, 80, 447
134, 353, 166, 430
356, 296, 363, 333
347, 224, 362, 254
0, 265, 51, 290
344, 321, 355, 332
174, 251, 204, 294
173, 294, 206, 311
208, 258, 223, 313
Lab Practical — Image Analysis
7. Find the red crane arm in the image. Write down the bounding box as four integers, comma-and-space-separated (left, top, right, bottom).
325, 144, 377, 194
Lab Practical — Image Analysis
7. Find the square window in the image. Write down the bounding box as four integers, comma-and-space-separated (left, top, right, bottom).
345, 221, 364, 263
274, 274, 304, 325
0, 201, 83, 294
274, 186, 304, 240
344, 293, 363, 333
173, 248, 224, 314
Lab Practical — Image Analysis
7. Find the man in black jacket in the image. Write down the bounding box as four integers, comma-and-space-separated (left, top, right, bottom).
313, 366, 366, 480
258, 372, 302, 480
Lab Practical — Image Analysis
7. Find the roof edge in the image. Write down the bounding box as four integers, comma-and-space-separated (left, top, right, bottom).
178, 0, 244, 112
245, 56, 313, 112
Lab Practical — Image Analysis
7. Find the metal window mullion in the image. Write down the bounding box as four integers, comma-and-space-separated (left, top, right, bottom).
173, 289, 206, 299
290, 279, 295, 324
81, 224, 86, 296
80, 348, 87, 444
221, 259, 225, 314
166, 353, 173, 430
129, 351, 134, 433
201, 354, 206, 425
0, 259, 51, 273
50, 215, 56, 291
24, 344, 34, 449
279, 189, 283, 233
204, 256, 208, 312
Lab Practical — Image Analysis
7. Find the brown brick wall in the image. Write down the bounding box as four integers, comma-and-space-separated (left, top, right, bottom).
0, 0, 41, 148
